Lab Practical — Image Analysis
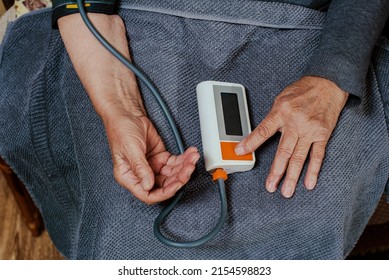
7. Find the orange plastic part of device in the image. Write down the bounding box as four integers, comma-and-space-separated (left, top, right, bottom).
212, 168, 228, 181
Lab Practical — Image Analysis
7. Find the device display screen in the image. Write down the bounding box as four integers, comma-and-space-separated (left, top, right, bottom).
221, 93, 243, 136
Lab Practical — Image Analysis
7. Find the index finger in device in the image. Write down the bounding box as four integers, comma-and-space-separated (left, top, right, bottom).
236, 113, 281, 154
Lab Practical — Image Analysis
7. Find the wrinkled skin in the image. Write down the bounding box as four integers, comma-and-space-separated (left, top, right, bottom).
59, 14, 200, 204
59, 14, 348, 202
236, 76, 348, 197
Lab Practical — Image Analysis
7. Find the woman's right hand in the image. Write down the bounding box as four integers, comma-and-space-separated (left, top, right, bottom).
58, 13, 199, 204
103, 107, 200, 204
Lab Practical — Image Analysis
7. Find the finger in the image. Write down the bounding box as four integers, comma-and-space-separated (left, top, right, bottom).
180, 149, 201, 168
154, 150, 199, 187
145, 121, 167, 158
304, 141, 327, 190
160, 148, 199, 177
185, 146, 200, 154
161, 153, 199, 188
235, 112, 281, 155
266, 130, 298, 193
113, 163, 141, 190
129, 180, 181, 204
124, 145, 155, 191
113, 164, 156, 203
151, 147, 198, 176
281, 139, 311, 198
148, 151, 170, 174
166, 146, 199, 166
143, 183, 183, 204
187, 149, 201, 164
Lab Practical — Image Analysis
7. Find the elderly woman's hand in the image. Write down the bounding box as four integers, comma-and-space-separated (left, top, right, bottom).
102, 107, 200, 204
59, 13, 200, 204
235, 76, 349, 198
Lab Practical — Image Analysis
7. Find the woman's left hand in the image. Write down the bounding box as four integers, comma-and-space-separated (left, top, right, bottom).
235, 76, 349, 198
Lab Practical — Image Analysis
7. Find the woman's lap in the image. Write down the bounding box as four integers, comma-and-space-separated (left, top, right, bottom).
1, 1, 388, 259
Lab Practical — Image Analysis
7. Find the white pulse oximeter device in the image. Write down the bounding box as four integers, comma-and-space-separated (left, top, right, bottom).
197, 81, 255, 174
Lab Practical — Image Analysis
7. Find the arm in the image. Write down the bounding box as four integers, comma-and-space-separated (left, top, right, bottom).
58, 13, 200, 204
303, 0, 389, 101
236, 0, 389, 198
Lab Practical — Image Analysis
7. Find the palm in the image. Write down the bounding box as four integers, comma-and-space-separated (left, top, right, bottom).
109, 115, 199, 204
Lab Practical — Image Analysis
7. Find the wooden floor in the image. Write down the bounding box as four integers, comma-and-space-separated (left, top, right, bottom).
0, 2, 5, 16
0, 173, 64, 260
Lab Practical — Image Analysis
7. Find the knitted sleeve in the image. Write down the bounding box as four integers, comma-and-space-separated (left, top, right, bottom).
302, 0, 389, 103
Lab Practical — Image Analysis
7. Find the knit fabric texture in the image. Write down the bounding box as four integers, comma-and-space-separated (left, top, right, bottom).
302, 0, 389, 102
0, 0, 389, 259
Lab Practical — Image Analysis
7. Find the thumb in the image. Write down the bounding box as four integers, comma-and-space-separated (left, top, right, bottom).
125, 144, 155, 191
113, 140, 155, 192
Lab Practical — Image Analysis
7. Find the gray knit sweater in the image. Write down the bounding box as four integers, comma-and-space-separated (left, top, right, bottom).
263, 1, 389, 102
54, 0, 389, 100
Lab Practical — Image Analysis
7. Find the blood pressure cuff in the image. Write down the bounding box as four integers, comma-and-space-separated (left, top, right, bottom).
52, 0, 116, 28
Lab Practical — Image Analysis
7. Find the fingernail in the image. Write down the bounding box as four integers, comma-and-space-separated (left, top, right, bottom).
282, 185, 294, 198
267, 181, 277, 193
191, 155, 200, 164
235, 145, 245, 155
306, 179, 316, 190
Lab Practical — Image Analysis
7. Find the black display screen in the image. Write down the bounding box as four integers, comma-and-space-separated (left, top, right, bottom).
221, 93, 243, 136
